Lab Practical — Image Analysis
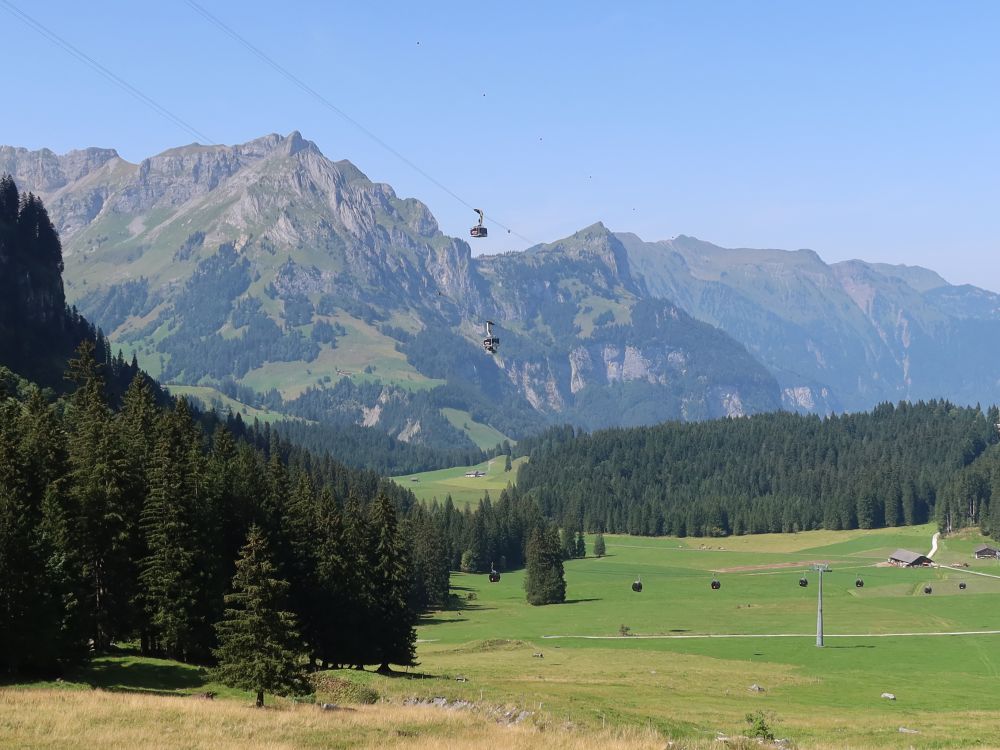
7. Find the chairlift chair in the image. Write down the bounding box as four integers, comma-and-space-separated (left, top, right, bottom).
631, 575, 643, 593
711, 579, 721, 590
798, 577, 809, 588
924, 585, 932, 594
959, 582, 967, 590
488, 563, 500, 583
855, 577, 864, 588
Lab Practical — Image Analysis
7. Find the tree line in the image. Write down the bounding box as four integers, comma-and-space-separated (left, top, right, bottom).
516, 402, 1000, 538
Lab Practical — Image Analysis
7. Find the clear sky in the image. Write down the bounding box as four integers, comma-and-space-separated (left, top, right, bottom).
3, 1, 999, 290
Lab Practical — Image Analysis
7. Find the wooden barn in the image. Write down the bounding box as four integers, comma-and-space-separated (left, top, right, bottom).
888, 549, 933, 567
973, 543, 1000, 560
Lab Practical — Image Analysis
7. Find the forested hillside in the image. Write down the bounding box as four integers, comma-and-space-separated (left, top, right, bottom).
0, 181, 557, 678
517, 402, 1000, 538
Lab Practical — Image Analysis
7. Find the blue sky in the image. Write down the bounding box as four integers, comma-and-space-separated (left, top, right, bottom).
4, 1, 999, 290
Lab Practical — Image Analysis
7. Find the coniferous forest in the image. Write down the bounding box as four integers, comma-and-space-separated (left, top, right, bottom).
516, 404, 1000, 538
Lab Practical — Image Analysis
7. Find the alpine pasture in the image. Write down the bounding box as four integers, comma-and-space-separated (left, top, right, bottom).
6, 523, 1000, 749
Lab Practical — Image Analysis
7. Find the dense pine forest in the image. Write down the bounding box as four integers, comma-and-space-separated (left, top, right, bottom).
0, 345, 553, 677
517, 403, 1000, 539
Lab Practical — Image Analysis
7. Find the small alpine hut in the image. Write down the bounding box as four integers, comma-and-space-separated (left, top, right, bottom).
973, 543, 1000, 560
888, 549, 933, 567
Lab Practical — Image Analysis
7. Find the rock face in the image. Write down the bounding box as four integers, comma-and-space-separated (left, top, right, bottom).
0, 133, 779, 442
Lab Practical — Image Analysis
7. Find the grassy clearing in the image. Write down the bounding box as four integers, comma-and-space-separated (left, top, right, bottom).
165, 385, 289, 424
440, 408, 514, 451
393, 457, 527, 508
241, 316, 442, 400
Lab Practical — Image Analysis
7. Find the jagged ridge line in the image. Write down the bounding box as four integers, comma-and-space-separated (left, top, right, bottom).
183, 0, 535, 245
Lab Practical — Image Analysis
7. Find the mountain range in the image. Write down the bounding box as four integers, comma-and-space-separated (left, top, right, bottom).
3, 132, 997, 447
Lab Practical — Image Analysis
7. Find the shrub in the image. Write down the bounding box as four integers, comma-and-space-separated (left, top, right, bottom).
310, 673, 379, 705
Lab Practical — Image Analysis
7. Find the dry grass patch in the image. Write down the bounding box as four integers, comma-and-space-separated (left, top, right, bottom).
0, 688, 675, 750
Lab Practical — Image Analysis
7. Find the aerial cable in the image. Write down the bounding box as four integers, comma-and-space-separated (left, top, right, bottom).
183, 0, 535, 245
0, 0, 215, 146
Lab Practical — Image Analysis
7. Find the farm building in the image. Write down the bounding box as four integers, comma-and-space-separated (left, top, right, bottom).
973, 544, 1000, 559
888, 549, 933, 567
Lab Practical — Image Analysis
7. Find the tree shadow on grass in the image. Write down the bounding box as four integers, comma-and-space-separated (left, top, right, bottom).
563, 598, 601, 604
77, 658, 207, 696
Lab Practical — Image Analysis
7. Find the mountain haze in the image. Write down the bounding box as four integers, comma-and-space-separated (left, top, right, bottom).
4, 132, 995, 444
620, 233, 1000, 412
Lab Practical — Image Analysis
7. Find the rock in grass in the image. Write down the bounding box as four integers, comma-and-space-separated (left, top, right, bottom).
881, 692, 896, 700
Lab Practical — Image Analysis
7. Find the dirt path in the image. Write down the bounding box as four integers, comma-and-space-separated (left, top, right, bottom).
928, 531, 940, 559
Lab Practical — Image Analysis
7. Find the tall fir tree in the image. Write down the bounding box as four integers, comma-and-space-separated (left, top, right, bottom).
524, 525, 566, 605
64, 340, 132, 650
368, 491, 417, 673
139, 400, 202, 659
212, 525, 307, 707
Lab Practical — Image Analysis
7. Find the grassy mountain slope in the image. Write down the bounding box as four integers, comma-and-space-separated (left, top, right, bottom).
4, 133, 781, 446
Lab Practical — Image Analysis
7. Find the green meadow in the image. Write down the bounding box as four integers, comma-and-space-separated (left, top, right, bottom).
7, 524, 1000, 749
393, 456, 527, 508
398, 523, 1000, 747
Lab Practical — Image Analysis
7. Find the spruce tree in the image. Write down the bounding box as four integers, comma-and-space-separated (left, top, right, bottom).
64, 340, 132, 650
368, 492, 417, 673
593, 532, 606, 558
139, 401, 202, 659
0, 399, 60, 674
575, 530, 586, 558
212, 525, 307, 707
524, 525, 566, 605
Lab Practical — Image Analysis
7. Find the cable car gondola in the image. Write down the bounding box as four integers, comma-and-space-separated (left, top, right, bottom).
482, 320, 499, 354
631, 575, 642, 593
798, 577, 808, 588
470, 208, 488, 238
855, 577, 864, 588
710, 579, 721, 590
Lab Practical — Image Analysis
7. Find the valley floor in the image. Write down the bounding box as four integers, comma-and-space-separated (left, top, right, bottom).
6, 524, 1000, 749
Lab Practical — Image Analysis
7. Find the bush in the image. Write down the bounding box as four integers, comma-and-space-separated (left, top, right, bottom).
745, 710, 775, 741
310, 673, 379, 705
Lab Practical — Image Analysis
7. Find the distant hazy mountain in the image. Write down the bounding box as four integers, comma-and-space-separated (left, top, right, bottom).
1, 134, 780, 446
620, 233, 1000, 412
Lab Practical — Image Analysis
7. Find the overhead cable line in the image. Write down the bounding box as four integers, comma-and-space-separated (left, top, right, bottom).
1, 0, 216, 146
183, 0, 535, 245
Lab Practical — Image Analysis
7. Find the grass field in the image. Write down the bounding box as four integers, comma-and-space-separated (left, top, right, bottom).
393, 456, 527, 508
400, 523, 1000, 748
165, 385, 290, 424
6, 524, 1000, 749
440, 408, 515, 450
